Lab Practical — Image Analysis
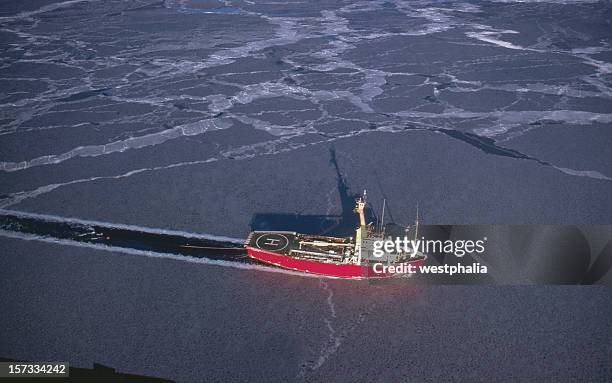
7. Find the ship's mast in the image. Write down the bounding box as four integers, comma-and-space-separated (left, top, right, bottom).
354, 190, 367, 265
414, 202, 419, 242
380, 198, 386, 235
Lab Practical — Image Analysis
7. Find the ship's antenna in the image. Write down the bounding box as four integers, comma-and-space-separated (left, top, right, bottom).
380, 198, 386, 235
414, 202, 419, 241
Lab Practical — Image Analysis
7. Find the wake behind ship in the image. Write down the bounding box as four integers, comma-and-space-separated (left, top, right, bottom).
245, 192, 426, 279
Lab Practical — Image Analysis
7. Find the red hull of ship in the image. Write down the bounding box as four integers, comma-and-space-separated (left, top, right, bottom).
247, 247, 425, 279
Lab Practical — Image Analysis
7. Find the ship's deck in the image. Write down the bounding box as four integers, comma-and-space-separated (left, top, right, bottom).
246, 231, 300, 256
246, 231, 425, 265
246, 231, 353, 261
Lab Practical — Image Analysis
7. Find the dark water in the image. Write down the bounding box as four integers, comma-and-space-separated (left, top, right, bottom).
0, 211, 248, 263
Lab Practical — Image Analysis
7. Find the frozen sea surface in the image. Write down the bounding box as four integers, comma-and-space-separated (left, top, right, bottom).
1, 238, 610, 382
0, 0, 610, 233
1, 1, 611, 381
